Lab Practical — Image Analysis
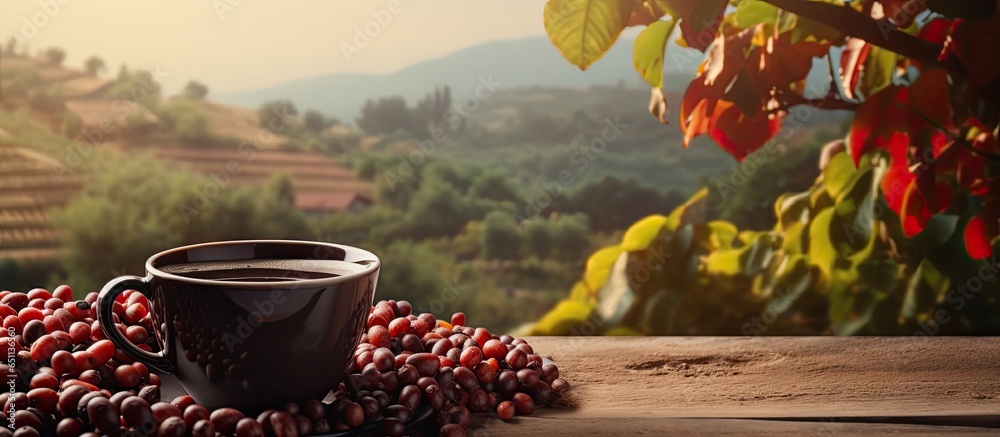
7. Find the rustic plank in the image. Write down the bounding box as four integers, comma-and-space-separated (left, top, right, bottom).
159, 337, 1000, 435
476, 337, 1000, 435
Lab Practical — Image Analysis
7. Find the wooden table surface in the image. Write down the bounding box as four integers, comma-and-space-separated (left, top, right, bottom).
470, 337, 1000, 436
161, 337, 1000, 435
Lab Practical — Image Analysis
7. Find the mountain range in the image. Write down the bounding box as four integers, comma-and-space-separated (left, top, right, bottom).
215, 36, 702, 122
216, 35, 832, 123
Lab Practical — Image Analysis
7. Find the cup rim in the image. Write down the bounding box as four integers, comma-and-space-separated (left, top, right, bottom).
145, 240, 380, 288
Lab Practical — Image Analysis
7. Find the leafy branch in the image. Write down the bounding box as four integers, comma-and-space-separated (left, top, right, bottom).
761, 0, 966, 76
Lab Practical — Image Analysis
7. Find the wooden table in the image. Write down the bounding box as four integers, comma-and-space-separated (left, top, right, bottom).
469, 337, 1000, 435
161, 337, 1000, 435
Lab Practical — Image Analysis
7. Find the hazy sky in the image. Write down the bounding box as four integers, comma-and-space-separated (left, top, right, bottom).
2, 1, 550, 94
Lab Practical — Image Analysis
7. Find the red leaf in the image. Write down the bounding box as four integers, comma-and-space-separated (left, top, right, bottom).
879, 0, 928, 27
964, 215, 996, 259
849, 85, 907, 166
900, 181, 925, 237
937, 140, 986, 193
905, 69, 953, 133
710, 105, 782, 161
752, 41, 829, 91
879, 131, 913, 214
944, 16, 1000, 88
840, 39, 871, 100
677, 0, 727, 51
627, 3, 660, 27
918, 17, 951, 46
900, 180, 953, 237
679, 81, 781, 161
700, 26, 758, 92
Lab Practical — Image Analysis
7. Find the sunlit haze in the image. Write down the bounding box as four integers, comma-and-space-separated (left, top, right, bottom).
2, 1, 549, 94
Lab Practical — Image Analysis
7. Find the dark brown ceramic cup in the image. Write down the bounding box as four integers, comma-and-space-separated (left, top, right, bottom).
96, 240, 379, 412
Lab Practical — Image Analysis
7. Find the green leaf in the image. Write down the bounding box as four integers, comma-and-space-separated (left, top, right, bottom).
786, 0, 844, 44
860, 45, 898, 98
738, 230, 764, 245
642, 290, 679, 334
899, 258, 947, 322
705, 248, 744, 275
833, 294, 880, 335
823, 151, 856, 199
666, 187, 708, 230
596, 252, 635, 327
706, 232, 779, 275
808, 207, 837, 278
568, 281, 591, 301
731, 0, 779, 30
584, 245, 625, 291
834, 155, 884, 251
544, 0, 631, 70
912, 214, 959, 249
762, 254, 813, 312
621, 215, 667, 251
632, 19, 677, 88
530, 299, 595, 335
776, 191, 812, 229
782, 221, 806, 254
603, 326, 643, 336
729, 0, 841, 43
706, 220, 739, 250
742, 232, 779, 275
856, 256, 901, 292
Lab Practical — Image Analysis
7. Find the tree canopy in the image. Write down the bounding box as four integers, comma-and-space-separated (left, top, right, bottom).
531, 0, 1000, 336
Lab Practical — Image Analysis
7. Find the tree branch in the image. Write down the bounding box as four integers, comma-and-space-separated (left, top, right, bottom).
762, 0, 966, 76
779, 86, 861, 111
800, 98, 861, 111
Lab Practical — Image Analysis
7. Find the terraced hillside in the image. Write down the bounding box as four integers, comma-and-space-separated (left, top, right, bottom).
135, 143, 372, 198
1, 53, 372, 265
0, 146, 83, 261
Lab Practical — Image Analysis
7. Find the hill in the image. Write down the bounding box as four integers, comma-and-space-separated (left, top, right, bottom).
0, 54, 372, 262
215, 36, 703, 122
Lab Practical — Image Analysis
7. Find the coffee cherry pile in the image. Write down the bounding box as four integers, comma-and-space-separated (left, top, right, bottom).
0, 287, 570, 436
324, 299, 570, 436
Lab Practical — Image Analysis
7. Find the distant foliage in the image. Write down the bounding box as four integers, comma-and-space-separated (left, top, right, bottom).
545, 176, 684, 232
159, 98, 209, 142
54, 156, 309, 291
356, 96, 414, 136
258, 100, 298, 129
84, 56, 105, 76
482, 211, 523, 260
356, 87, 456, 139
29, 85, 64, 113
182, 81, 209, 100
303, 109, 328, 133
44, 48, 65, 66
534, 0, 1000, 335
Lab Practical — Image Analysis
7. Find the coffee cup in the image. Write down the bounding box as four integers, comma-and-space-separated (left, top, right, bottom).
96, 240, 379, 412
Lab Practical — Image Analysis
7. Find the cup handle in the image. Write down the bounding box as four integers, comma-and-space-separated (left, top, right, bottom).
97, 275, 171, 374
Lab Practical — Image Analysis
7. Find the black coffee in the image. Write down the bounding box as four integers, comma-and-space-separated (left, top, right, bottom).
158, 259, 368, 282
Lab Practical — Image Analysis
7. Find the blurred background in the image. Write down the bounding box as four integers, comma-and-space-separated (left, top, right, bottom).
1, 1, 995, 335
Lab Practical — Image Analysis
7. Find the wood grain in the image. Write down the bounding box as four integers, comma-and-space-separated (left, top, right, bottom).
469, 337, 1000, 435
